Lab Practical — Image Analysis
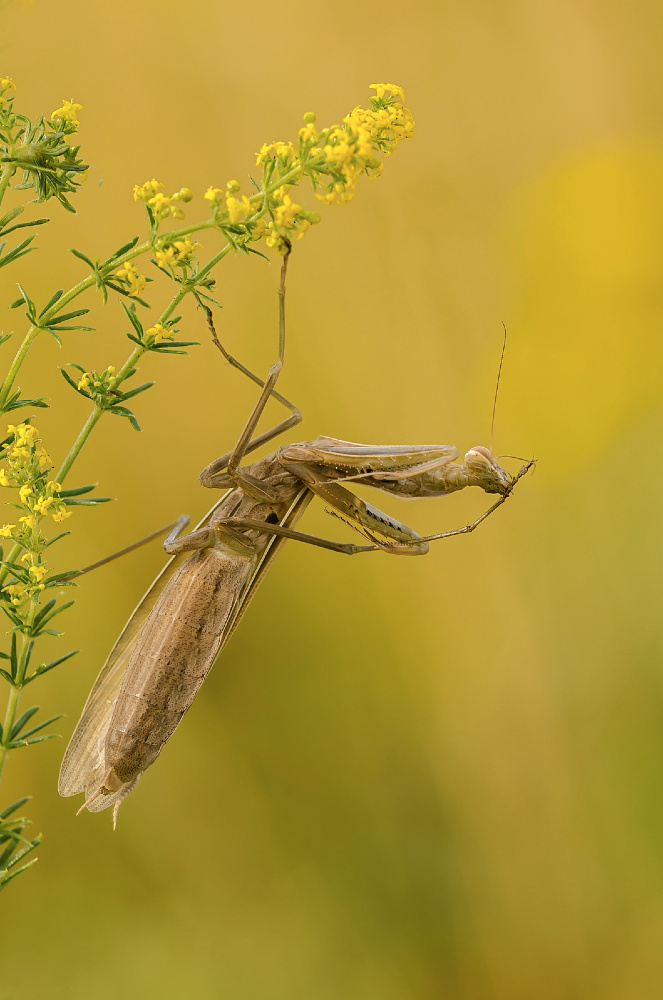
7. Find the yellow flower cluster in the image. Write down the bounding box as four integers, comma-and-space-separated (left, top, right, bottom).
249, 190, 320, 252
256, 141, 298, 167
0, 424, 70, 554
155, 235, 200, 270
3, 561, 49, 607
114, 261, 146, 298
50, 98, 83, 133
203, 179, 253, 225
133, 179, 193, 222
343, 83, 414, 156
77, 365, 117, 403
133, 85, 412, 258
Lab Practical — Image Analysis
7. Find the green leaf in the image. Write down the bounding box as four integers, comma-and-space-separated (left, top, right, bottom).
0, 206, 24, 229
61, 496, 111, 506
0, 237, 36, 270
32, 600, 74, 631
0, 217, 47, 239
3, 396, 49, 413
43, 531, 71, 548
106, 235, 140, 262
0, 797, 30, 821
59, 367, 88, 396
38, 289, 63, 317
0, 835, 41, 892
48, 324, 95, 333
46, 328, 62, 347
14, 713, 63, 741
9, 706, 39, 741
49, 307, 90, 324
121, 301, 144, 337
24, 649, 77, 684
118, 381, 154, 401
8, 732, 60, 748
69, 247, 95, 268
59, 483, 97, 497
107, 406, 141, 432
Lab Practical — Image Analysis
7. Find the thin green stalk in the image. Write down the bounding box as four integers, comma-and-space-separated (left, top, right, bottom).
0, 162, 13, 207
0, 682, 20, 781
54, 405, 104, 485
0, 631, 32, 785
0, 326, 39, 410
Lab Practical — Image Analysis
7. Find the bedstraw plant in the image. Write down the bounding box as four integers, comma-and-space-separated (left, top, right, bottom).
0, 77, 414, 890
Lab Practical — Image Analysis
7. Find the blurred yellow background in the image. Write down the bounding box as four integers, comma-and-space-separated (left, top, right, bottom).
2, 1, 663, 997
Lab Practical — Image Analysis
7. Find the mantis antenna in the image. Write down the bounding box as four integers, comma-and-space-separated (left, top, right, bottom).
490, 323, 508, 456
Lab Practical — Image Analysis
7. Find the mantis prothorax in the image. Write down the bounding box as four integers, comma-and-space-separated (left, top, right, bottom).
59, 248, 533, 826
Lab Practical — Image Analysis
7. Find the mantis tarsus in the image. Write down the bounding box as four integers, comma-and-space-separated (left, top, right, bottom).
58, 250, 533, 825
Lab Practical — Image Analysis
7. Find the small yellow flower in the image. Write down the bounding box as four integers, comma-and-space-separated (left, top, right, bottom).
19, 515, 36, 529
77, 372, 91, 390
226, 194, 251, 224
50, 98, 83, 130
0, 524, 15, 537
3, 583, 26, 606
34, 496, 54, 514
28, 564, 48, 582
204, 186, 225, 204
36, 448, 52, 470
155, 245, 177, 268
52, 509, 72, 523
148, 191, 171, 215
145, 323, 171, 344
369, 83, 406, 102
0, 469, 11, 487
115, 261, 146, 297
47, 481, 62, 494
133, 179, 164, 203
18, 484, 32, 502
0, 77, 16, 93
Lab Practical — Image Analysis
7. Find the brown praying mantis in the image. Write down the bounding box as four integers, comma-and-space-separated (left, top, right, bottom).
58, 249, 533, 826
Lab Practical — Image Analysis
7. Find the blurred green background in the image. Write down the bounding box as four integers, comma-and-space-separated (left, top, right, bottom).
2, 1, 663, 997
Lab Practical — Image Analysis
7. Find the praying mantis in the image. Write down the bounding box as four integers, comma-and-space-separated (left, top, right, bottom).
58, 249, 533, 826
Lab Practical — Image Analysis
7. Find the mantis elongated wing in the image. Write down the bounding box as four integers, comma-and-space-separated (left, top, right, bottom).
58, 488, 312, 801
58, 494, 229, 797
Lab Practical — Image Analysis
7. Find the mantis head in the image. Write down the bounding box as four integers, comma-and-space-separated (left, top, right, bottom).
463, 446, 513, 495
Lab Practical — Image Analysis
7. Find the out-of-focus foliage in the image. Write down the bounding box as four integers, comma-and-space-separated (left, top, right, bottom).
1, 0, 662, 998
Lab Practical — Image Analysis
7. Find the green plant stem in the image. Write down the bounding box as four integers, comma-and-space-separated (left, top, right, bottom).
0, 326, 39, 410
54, 405, 104, 485
0, 162, 14, 207
0, 683, 19, 781
0, 632, 31, 784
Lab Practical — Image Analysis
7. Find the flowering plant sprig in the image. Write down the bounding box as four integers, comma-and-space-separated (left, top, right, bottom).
0, 78, 87, 213
0, 78, 414, 891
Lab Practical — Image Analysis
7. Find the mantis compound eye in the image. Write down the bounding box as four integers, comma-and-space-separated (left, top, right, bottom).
464, 445, 496, 469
